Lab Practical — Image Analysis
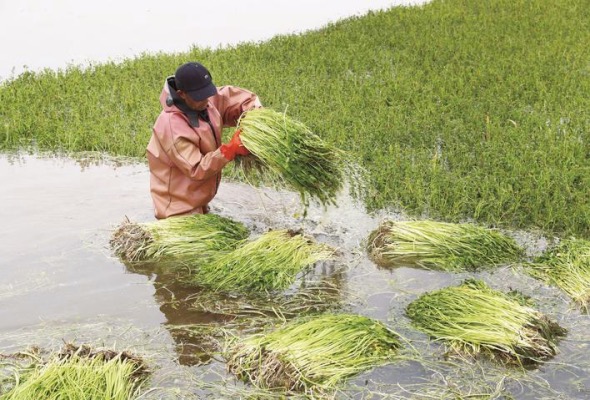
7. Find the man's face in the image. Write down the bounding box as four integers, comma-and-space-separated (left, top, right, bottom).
178, 91, 209, 111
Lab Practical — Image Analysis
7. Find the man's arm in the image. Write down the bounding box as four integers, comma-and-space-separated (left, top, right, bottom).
209, 85, 262, 127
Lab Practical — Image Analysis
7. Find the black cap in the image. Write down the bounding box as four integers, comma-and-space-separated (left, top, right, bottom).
174, 62, 217, 101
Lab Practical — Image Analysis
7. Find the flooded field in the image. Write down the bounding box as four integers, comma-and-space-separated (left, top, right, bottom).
1, 153, 589, 399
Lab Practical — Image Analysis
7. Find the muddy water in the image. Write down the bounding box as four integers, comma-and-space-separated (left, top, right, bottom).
1, 153, 589, 399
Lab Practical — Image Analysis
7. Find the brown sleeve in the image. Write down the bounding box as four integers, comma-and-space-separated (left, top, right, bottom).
209, 85, 263, 127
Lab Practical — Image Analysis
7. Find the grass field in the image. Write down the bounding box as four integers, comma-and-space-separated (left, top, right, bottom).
1, 0, 589, 236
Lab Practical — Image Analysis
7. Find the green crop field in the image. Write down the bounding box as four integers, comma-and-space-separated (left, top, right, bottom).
1, 0, 589, 236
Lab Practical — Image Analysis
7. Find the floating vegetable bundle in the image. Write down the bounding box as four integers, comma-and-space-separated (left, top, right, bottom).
190, 230, 335, 293
367, 220, 524, 272
0, 345, 147, 400
109, 214, 249, 263
526, 237, 590, 310
406, 279, 566, 363
237, 108, 345, 207
225, 313, 400, 392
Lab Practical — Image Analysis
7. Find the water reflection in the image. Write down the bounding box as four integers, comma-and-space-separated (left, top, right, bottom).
122, 253, 349, 366
124, 262, 228, 366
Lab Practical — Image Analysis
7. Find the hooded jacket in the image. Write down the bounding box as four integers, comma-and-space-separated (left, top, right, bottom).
147, 77, 262, 219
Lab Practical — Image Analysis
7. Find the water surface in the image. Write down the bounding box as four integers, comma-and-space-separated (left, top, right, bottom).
1, 153, 589, 399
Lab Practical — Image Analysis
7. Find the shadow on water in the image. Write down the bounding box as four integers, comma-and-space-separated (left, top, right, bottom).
2, 153, 590, 399
123, 258, 349, 367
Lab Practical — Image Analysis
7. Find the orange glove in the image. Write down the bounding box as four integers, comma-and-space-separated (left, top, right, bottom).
220, 129, 250, 161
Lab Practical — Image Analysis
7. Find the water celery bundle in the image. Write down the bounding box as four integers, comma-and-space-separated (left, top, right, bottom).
526, 238, 590, 310
367, 220, 524, 272
406, 279, 566, 363
0, 346, 146, 400
237, 108, 345, 207
191, 230, 334, 293
225, 313, 400, 392
110, 214, 249, 263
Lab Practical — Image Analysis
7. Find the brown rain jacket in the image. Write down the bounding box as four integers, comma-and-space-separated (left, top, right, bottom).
147, 77, 262, 219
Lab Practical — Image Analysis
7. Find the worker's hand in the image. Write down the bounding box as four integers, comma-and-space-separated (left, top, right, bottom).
220, 129, 250, 161
233, 130, 251, 157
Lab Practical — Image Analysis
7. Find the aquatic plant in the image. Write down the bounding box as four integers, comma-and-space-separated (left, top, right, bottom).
236, 107, 346, 208
109, 213, 249, 263
167, 281, 350, 365
224, 313, 401, 392
1, 0, 589, 236
526, 237, 590, 310
190, 229, 335, 293
0, 344, 147, 400
406, 279, 566, 364
367, 220, 524, 272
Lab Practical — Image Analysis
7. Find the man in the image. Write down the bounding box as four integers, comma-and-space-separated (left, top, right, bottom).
147, 62, 262, 219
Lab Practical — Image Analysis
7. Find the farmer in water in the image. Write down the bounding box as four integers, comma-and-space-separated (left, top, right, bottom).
147, 62, 262, 219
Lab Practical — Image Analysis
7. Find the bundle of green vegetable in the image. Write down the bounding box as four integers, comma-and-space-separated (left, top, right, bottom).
0, 345, 147, 400
236, 108, 345, 208
190, 230, 335, 293
526, 238, 590, 310
406, 279, 566, 363
225, 313, 400, 392
109, 214, 249, 263
367, 220, 524, 272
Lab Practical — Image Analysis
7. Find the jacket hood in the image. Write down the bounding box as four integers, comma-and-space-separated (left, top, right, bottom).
160, 76, 184, 112
160, 76, 208, 127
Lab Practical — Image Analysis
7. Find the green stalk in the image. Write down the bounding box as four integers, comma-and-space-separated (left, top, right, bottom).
237, 108, 346, 208
0, 352, 145, 400
191, 230, 334, 293
526, 237, 590, 310
110, 213, 249, 263
367, 220, 524, 272
225, 313, 400, 392
406, 279, 566, 363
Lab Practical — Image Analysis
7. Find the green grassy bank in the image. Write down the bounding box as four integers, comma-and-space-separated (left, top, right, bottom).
1, 0, 589, 236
